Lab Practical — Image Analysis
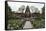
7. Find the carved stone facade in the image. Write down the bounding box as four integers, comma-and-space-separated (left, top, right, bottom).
25, 6, 31, 18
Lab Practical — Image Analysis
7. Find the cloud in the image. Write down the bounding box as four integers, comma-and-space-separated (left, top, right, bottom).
8, 2, 44, 13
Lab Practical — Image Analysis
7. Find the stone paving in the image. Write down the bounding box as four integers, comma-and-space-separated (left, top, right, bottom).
23, 21, 33, 29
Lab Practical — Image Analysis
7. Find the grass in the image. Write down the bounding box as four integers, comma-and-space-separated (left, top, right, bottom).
32, 18, 45, 28
7, 19, 23, 30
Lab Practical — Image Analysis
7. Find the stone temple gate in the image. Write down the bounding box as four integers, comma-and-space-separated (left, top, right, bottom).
15, 6, 33, 29
23, 6, 33, 29
14, 5, 40, 29
13, 6, 40, 29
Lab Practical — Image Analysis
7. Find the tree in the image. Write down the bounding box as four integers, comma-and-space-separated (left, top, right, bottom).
42, 6, 45, 18
18, 5, 25, 13
30, 6, 39, 13
42, 6, 45, 14
5, 1, 11, 30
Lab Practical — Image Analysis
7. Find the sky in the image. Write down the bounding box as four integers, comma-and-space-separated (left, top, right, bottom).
8, 2, 44, 13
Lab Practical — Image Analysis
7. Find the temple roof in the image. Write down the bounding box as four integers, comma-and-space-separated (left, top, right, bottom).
25, 6, 30, 13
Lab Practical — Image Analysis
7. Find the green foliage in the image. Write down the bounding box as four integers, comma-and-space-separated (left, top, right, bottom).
5, 1, 11, 13
42, 6, 45, 12
5, 1, 23, 30
32, 18, 45, 28
5, 2, 45, 29
42, 6, 45, 18
5, 1, 12, 29
8, 19, 23, 29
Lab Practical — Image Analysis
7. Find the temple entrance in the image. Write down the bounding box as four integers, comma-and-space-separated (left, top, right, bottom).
22, 6, 33, 29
